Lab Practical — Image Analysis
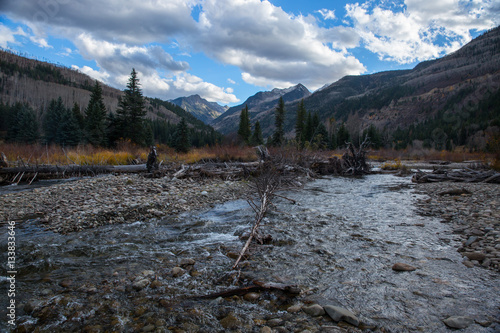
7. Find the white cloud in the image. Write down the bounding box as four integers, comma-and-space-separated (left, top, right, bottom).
74, 33, 190, 76
227, 78, 236, 85
1, 0, 197, 45
0, 24, 26, 48
196, 0, 365, 90
71, 65, 110, 82
345, 0, 499, 63
317, 9, 336, 20
171, 73, 239, 104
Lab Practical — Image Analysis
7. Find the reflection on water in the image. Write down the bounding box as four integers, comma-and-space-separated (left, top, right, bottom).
0, 175, 498, 332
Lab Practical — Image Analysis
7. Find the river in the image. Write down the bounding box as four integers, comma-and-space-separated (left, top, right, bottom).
1, 174, 498, 332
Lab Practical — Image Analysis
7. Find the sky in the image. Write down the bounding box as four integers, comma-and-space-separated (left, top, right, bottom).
0, 0, 498, 107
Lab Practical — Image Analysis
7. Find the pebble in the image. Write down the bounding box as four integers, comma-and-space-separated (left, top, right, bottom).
171, 267, 186, 277
416, 182, 500, 272
0, 174, 249, 234
443, 316, 474, 329
392, 263, 417, 271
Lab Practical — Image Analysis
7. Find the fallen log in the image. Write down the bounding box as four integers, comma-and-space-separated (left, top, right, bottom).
412, 168, 500, 184
195, 280, 301, 299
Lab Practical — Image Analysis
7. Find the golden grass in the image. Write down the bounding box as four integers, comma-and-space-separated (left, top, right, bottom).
0, 142, 494, 167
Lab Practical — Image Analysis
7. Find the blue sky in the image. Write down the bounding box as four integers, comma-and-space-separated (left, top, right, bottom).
0, 0, 498, 107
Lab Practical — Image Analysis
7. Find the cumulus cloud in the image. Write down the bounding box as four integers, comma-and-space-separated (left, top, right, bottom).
0, 0, 197, 45
317, 9, 336, 20
346, 0, 499, 63
196, 0, 365, 90
0, 24, 26, 48
1, 0, 498, 104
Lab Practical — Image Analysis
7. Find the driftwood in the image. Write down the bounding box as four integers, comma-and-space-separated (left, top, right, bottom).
311, 139, 371, 176
196, 280, 301, 299
233, 162, 282, 269
412, 168, 500, 184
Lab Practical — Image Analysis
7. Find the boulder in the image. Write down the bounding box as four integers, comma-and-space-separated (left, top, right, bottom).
302, 304, 325, 316
324, 305, 360, 327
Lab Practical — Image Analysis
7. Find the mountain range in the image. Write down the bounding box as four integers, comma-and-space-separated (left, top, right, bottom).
170, 94, 228, 124
1, 26, 499, 151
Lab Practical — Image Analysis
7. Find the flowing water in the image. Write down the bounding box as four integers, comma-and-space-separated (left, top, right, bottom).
1, 174, 499, 332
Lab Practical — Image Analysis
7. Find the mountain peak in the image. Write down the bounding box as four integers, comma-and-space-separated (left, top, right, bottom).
170, 94, 227, 124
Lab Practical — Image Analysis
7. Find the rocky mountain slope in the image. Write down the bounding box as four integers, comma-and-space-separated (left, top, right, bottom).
170, 94, 228, 124
217, 27, 500, 149
0, 50, 214, 132
211, 83, 311, 135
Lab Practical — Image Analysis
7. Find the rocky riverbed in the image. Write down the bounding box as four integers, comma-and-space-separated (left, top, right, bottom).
0, 174, 250, 234
415, 182, 500, 272
1, 173, 499, 332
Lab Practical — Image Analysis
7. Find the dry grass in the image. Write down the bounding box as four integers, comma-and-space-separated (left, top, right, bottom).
0, 142, 495, 167
0, 143, 259, 166
367, 148, 493, 163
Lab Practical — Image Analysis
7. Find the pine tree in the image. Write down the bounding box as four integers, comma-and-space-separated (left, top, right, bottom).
237, 105, 251, 144
295, 99, 306, 145
15, 104, 39, 144
72, 102, 85, 131
174, 118, 190, 153
85, 81, 108, 146
304, 111, 313, 143
272, 97, 285, 146
337, 123, 350, 148
116, 68, 146, 145
250, 120, 264, 145
44, 97, 65, 144
58, 106, 81, 146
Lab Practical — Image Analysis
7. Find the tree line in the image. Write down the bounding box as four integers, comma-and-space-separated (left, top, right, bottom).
0, 69, 221, 152
237, 97, 384, 150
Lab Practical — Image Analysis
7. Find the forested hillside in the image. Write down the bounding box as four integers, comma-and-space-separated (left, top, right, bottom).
0, 50, 221, 149
229, 27, 500, 152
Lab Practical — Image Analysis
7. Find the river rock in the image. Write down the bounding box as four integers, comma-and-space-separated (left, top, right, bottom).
180, 258, 195, 267
243, 292, 260, 301
287, 304, 302, 313
171, 267, 186, 277
392, 263, 416, 271
323, 305, 360, 327
464, 252, 486, 261
443, 316, 474, 329
220, 313, 241, 329
133, 279, 150, 291
260, 327, 272, 333
303, 304, 325, 316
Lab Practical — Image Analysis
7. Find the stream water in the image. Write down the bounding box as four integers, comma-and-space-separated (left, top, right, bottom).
1, 174, 499, 332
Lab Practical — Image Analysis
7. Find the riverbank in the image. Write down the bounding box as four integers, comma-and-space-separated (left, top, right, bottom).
415, 182, 500, 272
0, 174, 250, 234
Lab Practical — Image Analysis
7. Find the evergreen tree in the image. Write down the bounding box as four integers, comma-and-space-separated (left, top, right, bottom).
304, 111, 313, 143
44, 97, 65, 144
312, 121, 329, 149
58, 106, 81, 146
116, 68, 147, 145
15, 104, 39, 144
362, 124, 382, 149
72, 102, 85, 131
237, 105, 251, 144
250, 121, 264, 146
337, 123, 350, 148
295, 99, 306, 145
85, 81, 108, 146
174, 118, 190, 153
272, 97, 286, 146
106, 111, 121, 147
